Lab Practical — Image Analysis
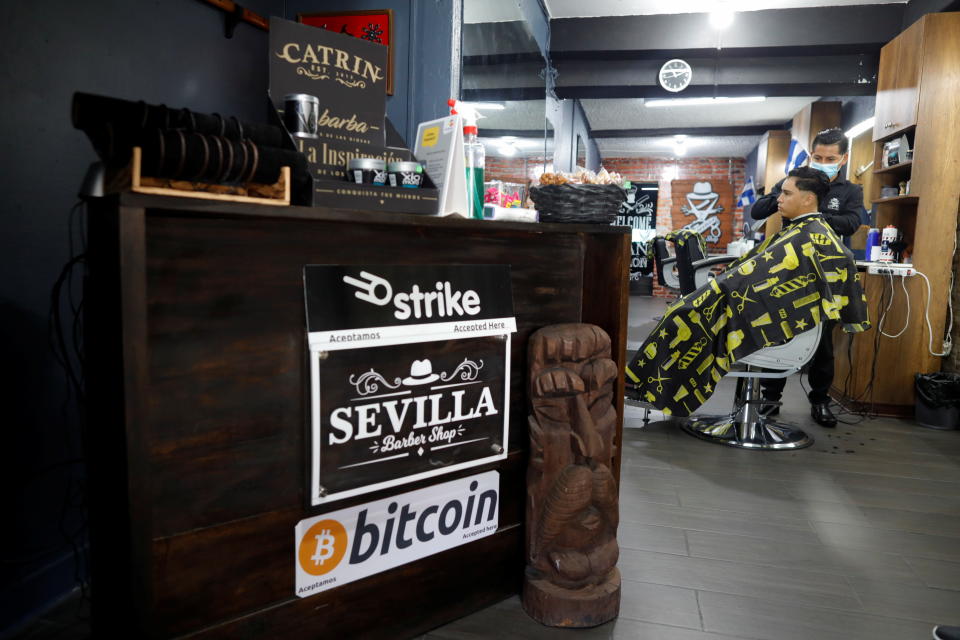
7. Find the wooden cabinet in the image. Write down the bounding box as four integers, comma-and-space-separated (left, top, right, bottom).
873, 18, 925, 141
754, 129, 790, 194
836, 12, 960, 414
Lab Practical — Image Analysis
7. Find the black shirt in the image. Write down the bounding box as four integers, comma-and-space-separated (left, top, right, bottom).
748, 173, 865, 238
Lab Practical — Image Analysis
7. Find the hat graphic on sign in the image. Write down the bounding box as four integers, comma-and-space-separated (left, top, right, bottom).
688, 182, 717, 200
403, 359, 440, 385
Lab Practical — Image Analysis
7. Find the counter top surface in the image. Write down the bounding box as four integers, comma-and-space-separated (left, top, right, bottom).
99, 191, 631, 235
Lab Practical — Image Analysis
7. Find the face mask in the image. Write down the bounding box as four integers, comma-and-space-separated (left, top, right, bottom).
809, 161, 841, 179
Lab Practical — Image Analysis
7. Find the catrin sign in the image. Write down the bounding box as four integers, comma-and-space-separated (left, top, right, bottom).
304, 265, 515, 505
295, 471, 499, 597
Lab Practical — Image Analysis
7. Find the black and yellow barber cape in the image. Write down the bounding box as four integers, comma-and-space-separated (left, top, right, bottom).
626, 213, 870, 416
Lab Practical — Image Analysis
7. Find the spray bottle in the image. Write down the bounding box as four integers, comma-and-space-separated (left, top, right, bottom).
448, 99, 485, 219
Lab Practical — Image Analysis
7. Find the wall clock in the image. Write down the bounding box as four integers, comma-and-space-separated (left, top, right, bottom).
658, 59, 692, 93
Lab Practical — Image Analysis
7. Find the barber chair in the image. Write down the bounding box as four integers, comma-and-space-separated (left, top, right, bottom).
650, 236, 681, 292
667, 230, 738, 294
680, 322, 822, 450
626, 324, 821, 449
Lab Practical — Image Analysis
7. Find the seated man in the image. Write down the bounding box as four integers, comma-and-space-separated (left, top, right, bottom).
625, 167, 870, 417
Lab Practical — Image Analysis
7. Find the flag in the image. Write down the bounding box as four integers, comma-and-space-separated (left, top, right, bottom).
737, 176, 756, 208
784, 138, 809, 173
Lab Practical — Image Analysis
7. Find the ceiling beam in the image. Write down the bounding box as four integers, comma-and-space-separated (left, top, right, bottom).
462, 87, 546, 101
549, 5, 903, 56
483, 125, 779, 139
465, 82, 875, 101
554, 83, 876, 99
591, 125, 777, 138
550, 43, 885, 61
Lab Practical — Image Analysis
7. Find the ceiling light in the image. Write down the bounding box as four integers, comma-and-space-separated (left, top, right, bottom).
709, 10, 734, 30
645, 96, 766, 108
845, 117, 876, 138
673, 144, 687, 157
500, 136, 517, 141
497, 144, 517, 157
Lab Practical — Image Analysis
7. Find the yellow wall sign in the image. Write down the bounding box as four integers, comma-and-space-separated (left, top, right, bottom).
420, 126, 440, 147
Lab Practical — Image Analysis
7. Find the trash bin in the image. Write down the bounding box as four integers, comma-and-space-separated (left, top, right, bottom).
915, 373, 960, 430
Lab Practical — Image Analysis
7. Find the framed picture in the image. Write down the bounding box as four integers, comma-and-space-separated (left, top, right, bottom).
298, 9, 394, 96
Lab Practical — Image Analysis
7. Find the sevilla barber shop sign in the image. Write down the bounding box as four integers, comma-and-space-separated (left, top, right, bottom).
304, 265, 516, 505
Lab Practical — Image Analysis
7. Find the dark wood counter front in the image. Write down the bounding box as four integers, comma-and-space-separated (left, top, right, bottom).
85, 193, 629, 638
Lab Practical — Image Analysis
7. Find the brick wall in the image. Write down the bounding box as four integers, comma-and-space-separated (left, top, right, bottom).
485, 155, 549, 185
487, 155, 748, 298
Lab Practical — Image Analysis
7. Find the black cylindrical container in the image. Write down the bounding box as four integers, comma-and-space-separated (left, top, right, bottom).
387, 161, 424, 188
283, 93, 320, 139
348, 158, 387, 185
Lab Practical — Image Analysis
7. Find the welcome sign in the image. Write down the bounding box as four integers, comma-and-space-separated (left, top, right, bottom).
304, 265, 515, 505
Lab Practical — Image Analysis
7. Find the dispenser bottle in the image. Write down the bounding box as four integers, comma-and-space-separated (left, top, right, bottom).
448, 100, 486, 219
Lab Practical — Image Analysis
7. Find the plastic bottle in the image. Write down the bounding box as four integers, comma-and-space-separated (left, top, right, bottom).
878, 225, 898, 263
865, 228, 880, 261
448, 100, 485, 219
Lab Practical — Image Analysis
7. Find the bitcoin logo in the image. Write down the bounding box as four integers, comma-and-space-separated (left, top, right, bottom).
298, 519, 348, 576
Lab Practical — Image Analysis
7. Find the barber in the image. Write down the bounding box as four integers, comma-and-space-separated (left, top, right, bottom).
748, 127, 866, 428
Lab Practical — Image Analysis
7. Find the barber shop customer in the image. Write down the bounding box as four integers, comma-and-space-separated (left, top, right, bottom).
748, 127, 866, 428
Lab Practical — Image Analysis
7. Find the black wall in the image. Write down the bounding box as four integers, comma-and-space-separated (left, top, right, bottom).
1, 0, 460, 632
0, 0, 278, 632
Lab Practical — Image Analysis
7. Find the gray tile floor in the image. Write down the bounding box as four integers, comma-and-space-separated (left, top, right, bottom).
14, 297, 960, 639
425, 296, 960, 640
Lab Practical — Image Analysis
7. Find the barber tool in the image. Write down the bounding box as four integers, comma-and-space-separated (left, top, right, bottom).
669, 316, 692, 349
730, 285, 756, 312
770, 273, 818, 298
678, 338, 708, 370
647, 373, 669, 393
879, 225, 898, 263
770, 243, 800, 274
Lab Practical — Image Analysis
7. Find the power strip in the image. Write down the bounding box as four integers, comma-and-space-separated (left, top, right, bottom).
867, 263, 916, 276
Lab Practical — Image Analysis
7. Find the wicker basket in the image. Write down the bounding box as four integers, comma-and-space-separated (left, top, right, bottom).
529, 184, 626, 224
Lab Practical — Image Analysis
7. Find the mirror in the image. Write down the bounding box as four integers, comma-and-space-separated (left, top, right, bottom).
462, 1, 550, 208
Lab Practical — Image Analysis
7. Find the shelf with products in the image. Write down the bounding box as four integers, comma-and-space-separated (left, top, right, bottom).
872, 160, 912, 175
834, 12, 960, 415
871, 129, 915, 201
872, 195, 918, 204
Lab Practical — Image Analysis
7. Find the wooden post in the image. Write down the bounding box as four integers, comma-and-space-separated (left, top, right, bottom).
522, 324, 621, 628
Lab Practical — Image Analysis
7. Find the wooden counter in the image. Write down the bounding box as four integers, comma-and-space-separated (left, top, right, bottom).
84, 193, 630, 638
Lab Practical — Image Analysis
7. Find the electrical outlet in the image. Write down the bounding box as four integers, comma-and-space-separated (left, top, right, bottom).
867, 263, 916, 277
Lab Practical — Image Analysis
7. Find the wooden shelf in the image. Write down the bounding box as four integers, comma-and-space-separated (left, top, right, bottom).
872, 195, 919, 204
876, 124, 916, 143
873, 161, 913, 174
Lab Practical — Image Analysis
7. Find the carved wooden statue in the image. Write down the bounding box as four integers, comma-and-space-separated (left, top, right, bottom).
522, 323, 621, 627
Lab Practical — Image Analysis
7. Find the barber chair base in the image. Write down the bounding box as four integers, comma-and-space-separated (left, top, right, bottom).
680, 374, 814, 450
681, 416, 814, 450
